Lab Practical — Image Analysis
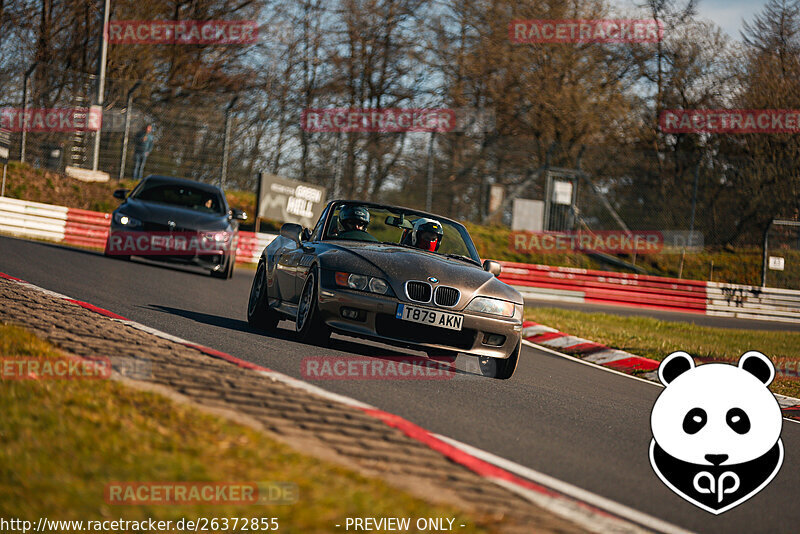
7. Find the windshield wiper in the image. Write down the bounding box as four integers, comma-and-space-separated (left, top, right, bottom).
444, 253, 481, 266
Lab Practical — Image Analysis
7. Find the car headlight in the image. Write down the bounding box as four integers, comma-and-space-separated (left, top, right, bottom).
113, 212, 142, 228
203, 231, 230, 242
335, 272, 389, 295
368, 277, 389, 294
465, 297, 516, 317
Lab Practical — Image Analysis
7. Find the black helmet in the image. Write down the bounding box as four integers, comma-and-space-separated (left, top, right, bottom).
338, 204, 370, 232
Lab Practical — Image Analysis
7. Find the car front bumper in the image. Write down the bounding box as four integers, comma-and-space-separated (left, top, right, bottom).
105, 227, 235, 269
316, 282, 522, 359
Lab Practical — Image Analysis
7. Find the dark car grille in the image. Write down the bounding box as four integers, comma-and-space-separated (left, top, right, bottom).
141, 222, 192, 233
375, 315, 476, 350
434, 286, 460, 307
406, 281, 432, 303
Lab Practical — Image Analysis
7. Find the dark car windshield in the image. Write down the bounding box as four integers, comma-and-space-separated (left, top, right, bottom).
323, 203, 481, 263
133, 184, 224, 214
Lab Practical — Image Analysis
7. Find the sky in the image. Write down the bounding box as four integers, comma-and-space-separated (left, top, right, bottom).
695, 0, 769, 40
614, 0, 770, 41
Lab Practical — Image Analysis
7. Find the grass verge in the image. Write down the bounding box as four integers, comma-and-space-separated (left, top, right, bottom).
0, 323, 491, 531
524, 307, 800, 398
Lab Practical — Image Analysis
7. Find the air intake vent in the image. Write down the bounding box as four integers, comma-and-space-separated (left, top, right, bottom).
434, 286, 460, 307
406, 281, 432, 303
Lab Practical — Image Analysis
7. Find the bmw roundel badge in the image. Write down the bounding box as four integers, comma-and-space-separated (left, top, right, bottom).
428, 277, 438, 283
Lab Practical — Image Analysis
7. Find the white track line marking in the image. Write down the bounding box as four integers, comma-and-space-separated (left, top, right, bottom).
254, 370, 376, 410
523, 339, 662, 387
6, 273, 662, 531
434, 434, 694, 534
522, 340, 800, 425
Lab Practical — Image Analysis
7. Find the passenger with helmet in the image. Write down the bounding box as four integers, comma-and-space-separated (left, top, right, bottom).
402, 217, 444, 251
335, 204, 379, 241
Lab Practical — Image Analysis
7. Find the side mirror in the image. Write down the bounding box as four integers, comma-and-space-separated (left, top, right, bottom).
301, 228, 312, 241
280, 223, 304, 245
231, 209, 247, 221
113, 189, 129, 200
483, 259, 502, 276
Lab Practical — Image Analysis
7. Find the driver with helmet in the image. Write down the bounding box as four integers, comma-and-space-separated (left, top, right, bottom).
336, 204, 378, 241
403, 218, 444, 251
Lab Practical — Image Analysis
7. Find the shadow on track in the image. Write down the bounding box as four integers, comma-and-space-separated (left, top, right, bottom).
143, 304, 478, 377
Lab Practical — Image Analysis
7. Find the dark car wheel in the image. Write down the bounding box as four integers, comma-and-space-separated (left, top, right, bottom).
478, 341, 520, 380
296, 268, 330, 346
103, 235, 130, 261
211, 255, 234, 279
247, 261, 279, 331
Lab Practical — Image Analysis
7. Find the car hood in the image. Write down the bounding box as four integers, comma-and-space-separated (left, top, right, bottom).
117, 199, 230, 231
323, 241, 522, 306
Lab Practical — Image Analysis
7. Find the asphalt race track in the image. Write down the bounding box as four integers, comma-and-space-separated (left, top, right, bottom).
2, 235, 798, 534
522, 298, 800, 332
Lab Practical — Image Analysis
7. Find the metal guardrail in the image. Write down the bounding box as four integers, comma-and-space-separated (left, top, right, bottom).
498, 261, 800, 324
0, 197, 275, 264
1, 198, 798, 321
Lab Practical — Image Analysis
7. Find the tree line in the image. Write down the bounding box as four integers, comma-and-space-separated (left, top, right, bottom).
1, 0, 798, 246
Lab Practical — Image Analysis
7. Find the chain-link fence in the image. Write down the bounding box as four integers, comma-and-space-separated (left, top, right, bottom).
3, 63, 249, 188
2, 62, 799, 289
765, 221, 800, 290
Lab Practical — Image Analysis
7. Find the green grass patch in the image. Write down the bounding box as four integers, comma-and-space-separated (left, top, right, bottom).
0, 324, 492, 531
524, 307, 800, 398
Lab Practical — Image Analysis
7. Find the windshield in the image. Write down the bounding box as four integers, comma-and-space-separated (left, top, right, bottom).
323, 202, 481, 263
133, 184, 224, 214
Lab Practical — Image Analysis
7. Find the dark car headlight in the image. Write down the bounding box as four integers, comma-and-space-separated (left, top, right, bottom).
113, 212, 142, 228
465, 297, 516, 317
335, 272, 390, 295
202, 231, 232, 243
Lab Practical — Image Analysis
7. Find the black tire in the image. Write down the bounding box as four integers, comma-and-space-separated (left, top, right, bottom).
105, 252, 131, 261
478, 340, 520, 380
211, 255, 234, 279
295, 267, 331, 346
103, 237, 130, 261
247, 260, 279, 331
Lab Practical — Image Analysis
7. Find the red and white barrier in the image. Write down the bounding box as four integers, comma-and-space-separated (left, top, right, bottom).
2, 198, 798, 322
63, 208, 111, 249
499, 261, 708, 313
0, 197, 275, 264
236, 231, 277, 264
499, 261, 800, 324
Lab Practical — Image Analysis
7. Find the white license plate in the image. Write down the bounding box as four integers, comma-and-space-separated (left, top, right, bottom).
396, 304, 463, 331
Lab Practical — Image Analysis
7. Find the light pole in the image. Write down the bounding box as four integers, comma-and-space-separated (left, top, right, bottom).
220, 95, 238, 189
425, 132, 435, 211
20, 62, 38, 163
92, 0, 110, 171
118, 81, 141, 180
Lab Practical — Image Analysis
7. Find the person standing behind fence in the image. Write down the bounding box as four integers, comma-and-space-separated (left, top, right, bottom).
132, 124, 154, 180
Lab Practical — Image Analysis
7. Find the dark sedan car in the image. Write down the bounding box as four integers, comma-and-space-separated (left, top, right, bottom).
104, 175, 246, 279
247, 200, 524, 379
